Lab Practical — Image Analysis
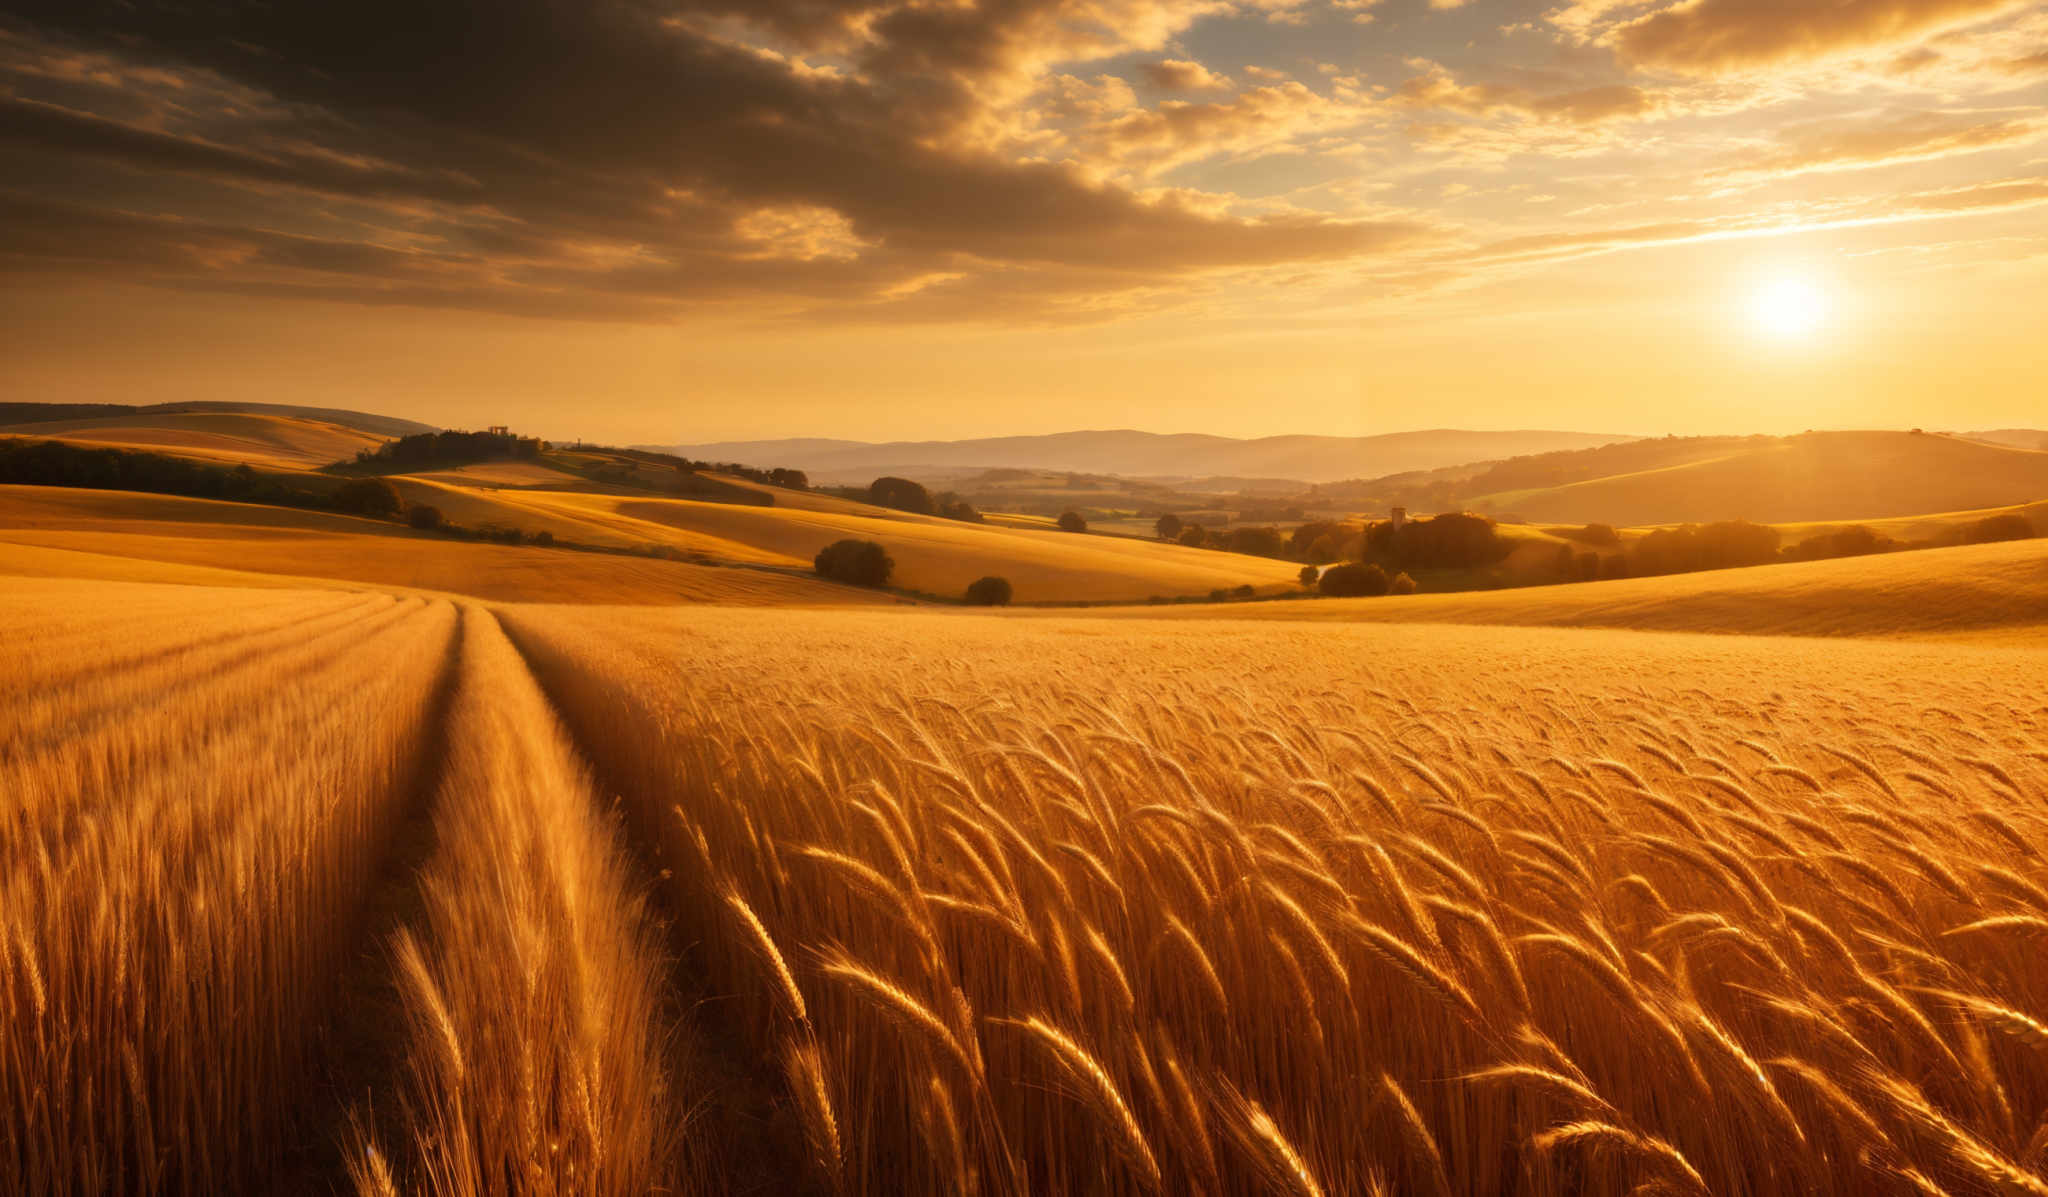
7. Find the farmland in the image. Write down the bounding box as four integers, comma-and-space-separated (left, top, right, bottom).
6, 566, 2046, 1194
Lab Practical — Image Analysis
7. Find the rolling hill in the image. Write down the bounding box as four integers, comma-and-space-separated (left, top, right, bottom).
1056, 535, 2048, 642
0, 486, 903, 606
660, 428, 1634, 485
0, 410, 391, 469
0, 400, 436, 439
1471, 431, 2048, 526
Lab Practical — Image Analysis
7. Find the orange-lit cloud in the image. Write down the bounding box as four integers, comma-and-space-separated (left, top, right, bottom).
1, 0, 2045, 440
1610, 0, 2033, 74
1715, 110, 2044, 178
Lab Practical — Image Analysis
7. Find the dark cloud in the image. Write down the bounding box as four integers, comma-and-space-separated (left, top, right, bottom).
0, 0, 1421, 322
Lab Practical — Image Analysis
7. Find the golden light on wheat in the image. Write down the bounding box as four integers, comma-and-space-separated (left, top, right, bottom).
5, 580, 2045, 1194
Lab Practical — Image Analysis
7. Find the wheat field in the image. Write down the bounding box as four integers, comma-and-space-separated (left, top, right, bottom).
6, 578, 2047, 1194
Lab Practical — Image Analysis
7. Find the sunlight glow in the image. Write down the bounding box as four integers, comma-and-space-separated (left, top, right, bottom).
1749, 276, 1829, 340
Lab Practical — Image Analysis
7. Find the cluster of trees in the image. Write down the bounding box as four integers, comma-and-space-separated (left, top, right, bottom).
1160, 509, 1512, 576
1539, 511, 2042, 584
630, 446, 809, 490
1782, 525, 1898, 562
1315, 562, 1418, 598
1954, 512, 2036, 545
1627, 519, 1782, 577
3, 439, 343, 514
866, 477, 984, 523
348, 429, 544, 471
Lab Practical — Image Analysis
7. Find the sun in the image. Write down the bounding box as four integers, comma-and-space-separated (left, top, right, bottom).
1748, 276, 1829, 340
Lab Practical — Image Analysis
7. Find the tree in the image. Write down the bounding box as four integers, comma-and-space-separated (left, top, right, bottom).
767, 467, 809, 490
530, 529, 554, 547
1297, 564, 1320, 587
867, 476, 935, 515
814, 539, 894, 587
1155, 512, 1183, 540
1570, 523, 1619, 546
332, 477, 402, 518
1057, 510, 1088, 533
1225, 526, 1284, 558
1232, 584, 1255, 598
1390, 571, 1418, 595
935, 493, 984, 523
1178, 525, 1206, 548
964, 576, 1013, 606
406, 504, 444, 530
1319, 562, 1390, 597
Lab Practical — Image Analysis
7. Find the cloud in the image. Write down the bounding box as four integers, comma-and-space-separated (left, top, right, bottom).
1611, 0, 2034, 74
0, 3, 1434, 324
1140, 59, 1234, 91
1074, 80, 1380, 176
1395, 62, 1654, 124
1716, 110, 2044, 178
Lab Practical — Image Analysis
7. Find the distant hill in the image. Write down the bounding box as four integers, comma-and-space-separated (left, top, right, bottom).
0, 401, 437, 439
1963, 429, 2048, 452
1469, 431, 2048, 526
656, 429, 1634, 485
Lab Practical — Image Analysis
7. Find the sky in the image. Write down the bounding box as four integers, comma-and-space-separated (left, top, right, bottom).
1, 0, 2044, 445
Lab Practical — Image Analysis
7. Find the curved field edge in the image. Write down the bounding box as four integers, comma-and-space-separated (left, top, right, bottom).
1024, 536, 2048, 642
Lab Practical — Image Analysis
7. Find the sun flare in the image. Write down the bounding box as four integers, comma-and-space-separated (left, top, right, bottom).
1749, 276, 1829, 340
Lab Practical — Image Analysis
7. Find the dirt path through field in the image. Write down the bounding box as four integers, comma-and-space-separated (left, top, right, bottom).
496, 613, 817, 1197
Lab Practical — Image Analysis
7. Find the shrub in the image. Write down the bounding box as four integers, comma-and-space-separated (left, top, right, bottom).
867, 476, 935, 515
1960, 513, 2035, 544
332, 477, 403, 518
1390, 571, 1418, 595
1057, 511, 1088, 533
1155, 513, 1183, 540
964, 576, 1013, 606
1298, 564, 1320, 587
407, 504, 444, 530
814, 539, 894, 587
1319, 562, 1390, 597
